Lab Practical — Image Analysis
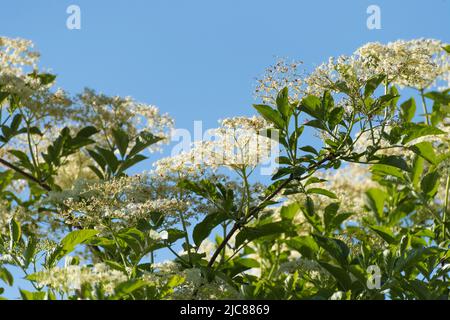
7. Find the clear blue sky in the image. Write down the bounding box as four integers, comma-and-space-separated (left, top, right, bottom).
1, 0, 449, 298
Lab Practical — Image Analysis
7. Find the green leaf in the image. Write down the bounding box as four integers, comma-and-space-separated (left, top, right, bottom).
321, 91, 334, 117
400, 98, 416, 122
402, 123, 444, 144
113, 280, 148, 299
228, 258, 260, 277
165, 229, 186, 244
328, 106, 344, 130
235, 221, 293, 248
364, 75, 385, 98
276, 87, 291, 118
35, 73, 56, 85
409, 141, 437, 164
421, 171, 440, 198
8, 218, 21, 250
313, 235, 349, 266
117, 228, 145, 254
128, 131, 162, 157
118, 154, 147, 173
411, 156, 424, 188
304, 119, 326, 130
10, 114, 23, 132
365, 188, 387, 218
300, 95, 322, 119
394, 247, 442, 273
8, 150, 34, 171
23, 236, 37, 268
253, 104, 285, 129
378, 156, 409, 172
88, 165, 105, 179
280, 202, 300, 220
307, 188, 337, 199
370, 225, 397, 244
48, 229, 99, 266
19, 289, 46, 300
112, 128, 130, 158
300, 145, 319, 155
0, 92, 9, 104
319, 262, 352, 291
301, 196, 323, 232
286, 236, 319, 259
193, 212, 228, 247
324, 202, 340, 231
87, 149, 106, 169
60, 229, 99, 252
76, 126, 98, 138
0, 267, 13, 286
443, 45, 450, 54
370, 164, 405, 179
95, 147, 120, 172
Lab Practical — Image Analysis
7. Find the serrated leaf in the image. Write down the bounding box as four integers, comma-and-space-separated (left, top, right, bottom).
253, 104, 285, 129
280, 202, 300, 220
409, 142, 437, 164
370, 225, 397, 244
400, 98, 416, 122
276, 87, 291, 118
307, 188, 337, 199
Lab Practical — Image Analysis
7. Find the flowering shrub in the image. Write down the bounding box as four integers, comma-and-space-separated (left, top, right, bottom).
0, 36, 449, 300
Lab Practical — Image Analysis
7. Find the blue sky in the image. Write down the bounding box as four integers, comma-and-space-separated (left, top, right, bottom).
1, 0, 449, 298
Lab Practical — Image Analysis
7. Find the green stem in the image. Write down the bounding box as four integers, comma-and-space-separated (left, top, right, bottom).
443, 173, 450, 241
420, 89, 430, 125
178, 211, 193, 265
108, 226, 129, 274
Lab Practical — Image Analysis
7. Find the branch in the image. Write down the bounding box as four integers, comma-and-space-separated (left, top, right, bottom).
0, 157, 51, 191
207, 154, 335, 267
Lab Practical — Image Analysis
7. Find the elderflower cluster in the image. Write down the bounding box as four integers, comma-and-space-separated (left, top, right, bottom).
278, 257, 331, 282
254, 58, 305, 104
33, 263, 127, 296
148, 261, 240, 300
152, 148, 207, 178
72, 88, 174, 152
45, 176, 189, 229
0, 200, 31, 234
356, 39, 450, 90
305, 39, 450, 97
0, 37, 72, 123
154, 116, 276, 178
0, 37, 39, 76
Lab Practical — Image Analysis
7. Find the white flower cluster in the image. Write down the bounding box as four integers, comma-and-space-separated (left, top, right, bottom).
73, 88, 174, 152
155, 116, 276, 178
306, 39, 450, 97
0, 200, 36, 235
254, 58, 305, 104
356, 39, 450, 90
34, 263, 128, 296
147, 261, 240, 300
0, 37, 72, 123
0, 37, 39, 76
278, 257, 330, 281
45, 176, 189, 228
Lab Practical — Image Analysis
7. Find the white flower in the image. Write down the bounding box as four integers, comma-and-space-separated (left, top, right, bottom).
159, 230, 169, 240
305, 38, 450, 97
330, 291, 345, 300
34, 263, 128, 296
